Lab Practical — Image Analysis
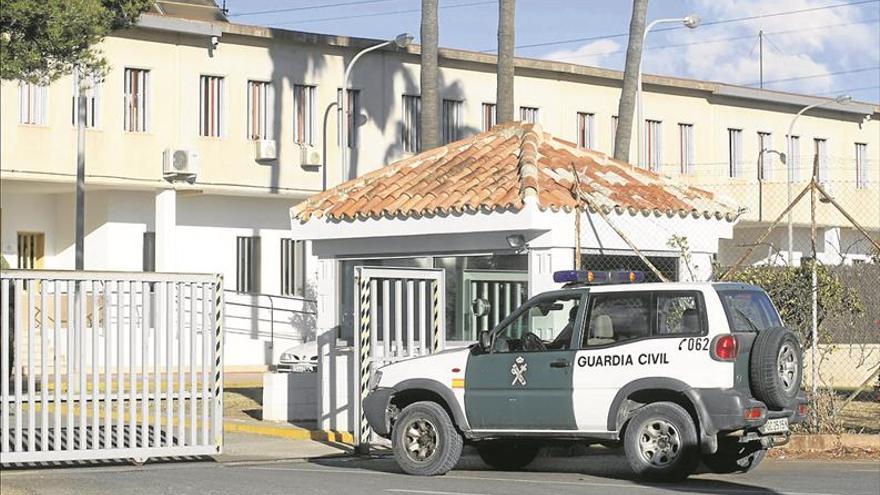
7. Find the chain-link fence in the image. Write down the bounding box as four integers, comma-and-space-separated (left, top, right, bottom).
707, 171, 879, 434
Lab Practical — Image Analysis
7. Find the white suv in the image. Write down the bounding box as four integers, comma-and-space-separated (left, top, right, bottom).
364, 270, 806, 481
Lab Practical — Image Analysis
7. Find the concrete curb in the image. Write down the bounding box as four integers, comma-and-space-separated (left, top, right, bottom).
223, 420, 354, 444
780, 434, 879, 451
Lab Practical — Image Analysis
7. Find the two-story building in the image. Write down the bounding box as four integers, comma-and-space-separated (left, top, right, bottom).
2, 1, 878, 368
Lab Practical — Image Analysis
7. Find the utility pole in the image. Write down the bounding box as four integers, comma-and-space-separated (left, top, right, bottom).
759, 30, 764, 89
75, 70, 86, 270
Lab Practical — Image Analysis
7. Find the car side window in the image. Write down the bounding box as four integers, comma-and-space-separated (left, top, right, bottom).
656, 292, 705, 335
491, 293, 582, 353
582, 293, 651, 347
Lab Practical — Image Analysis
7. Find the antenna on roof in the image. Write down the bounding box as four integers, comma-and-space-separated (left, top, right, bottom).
221, 0, 229, 15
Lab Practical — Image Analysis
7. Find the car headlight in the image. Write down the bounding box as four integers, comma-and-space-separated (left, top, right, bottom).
280, 353, 297, 362
369, 370, 383, 390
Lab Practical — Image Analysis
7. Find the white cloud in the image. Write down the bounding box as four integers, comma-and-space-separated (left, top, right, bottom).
538, 0, 879, 97
543, 39, 622, 67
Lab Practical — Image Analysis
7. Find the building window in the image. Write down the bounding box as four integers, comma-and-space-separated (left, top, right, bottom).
611, 115, 619, 153
293, 84, 316, 145
247, 80, 271, 140
123, 68, 149, 132
519, 106, 539, 124
280, 239, 305, 297
236, 236, 261, 293
787, 135, 800, 182
813, 138, 828, 182
17, 232, 45, 269
401, 95, 421, 153
644, 119, 662, 171
442, 99, 463, 144
199, 75, 224, 137
19, 82, 48, 125
757, 131, 773, 180
728, 128, 743, 178
482, 103, 496, 131
71, 70, 101, 128
855, 143, 868, 188
678, 123, 694, 174
576, 112, 595, 149
343, 88, 360, 148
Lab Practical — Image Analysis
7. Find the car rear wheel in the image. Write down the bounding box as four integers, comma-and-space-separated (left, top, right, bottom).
750, 328, 802, 410
476, 441, 539, 470
392, 401, 463, 476
703, 439, 767, 474
623, 402, 700, 481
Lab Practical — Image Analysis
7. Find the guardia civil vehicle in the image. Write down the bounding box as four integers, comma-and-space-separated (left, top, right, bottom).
363, 270, 807, 481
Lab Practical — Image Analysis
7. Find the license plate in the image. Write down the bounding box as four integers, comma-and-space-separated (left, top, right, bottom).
759, 417, 789, 434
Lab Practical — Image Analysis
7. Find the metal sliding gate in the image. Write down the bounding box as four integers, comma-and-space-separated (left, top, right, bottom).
0, 270, 224, 464
353, 267, 445, 449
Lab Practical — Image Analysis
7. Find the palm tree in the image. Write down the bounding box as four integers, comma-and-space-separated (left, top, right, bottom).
496, 0, 515, 123
613, 0, 648, 163
420, 0, 440, 150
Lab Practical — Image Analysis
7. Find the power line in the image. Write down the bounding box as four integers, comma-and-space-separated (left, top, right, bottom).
818, 85, 880, 95
271, 0, 497, 27
230, 0, 398, 18
493, 0, 879, 52
548, 18, 878, 61
749, 66, 879, 86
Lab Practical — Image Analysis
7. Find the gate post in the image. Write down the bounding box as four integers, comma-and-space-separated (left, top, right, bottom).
353, 269, 372, 454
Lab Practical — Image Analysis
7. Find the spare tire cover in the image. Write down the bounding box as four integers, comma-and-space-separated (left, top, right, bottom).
749, 328, 802, 410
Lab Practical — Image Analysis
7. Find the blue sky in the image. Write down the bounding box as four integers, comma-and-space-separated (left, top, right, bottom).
223, 0, 880, 103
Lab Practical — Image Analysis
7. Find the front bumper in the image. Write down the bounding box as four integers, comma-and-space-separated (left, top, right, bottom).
363, 387, 395, 436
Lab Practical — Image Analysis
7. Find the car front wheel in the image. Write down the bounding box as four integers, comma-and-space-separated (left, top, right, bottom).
392, 401, 463, 476
623, 402, 700, 481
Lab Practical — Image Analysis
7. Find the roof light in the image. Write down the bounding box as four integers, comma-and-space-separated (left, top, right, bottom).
553, 270, 645, 285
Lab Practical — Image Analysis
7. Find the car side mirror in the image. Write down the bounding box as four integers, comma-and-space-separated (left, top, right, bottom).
478, 330, 492, 351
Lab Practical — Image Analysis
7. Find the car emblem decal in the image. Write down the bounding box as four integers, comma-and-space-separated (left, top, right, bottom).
510, 355, 528, 386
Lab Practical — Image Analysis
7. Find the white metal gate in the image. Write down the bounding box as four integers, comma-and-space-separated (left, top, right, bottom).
352, 267, 445, 449
0, 270, 223, 464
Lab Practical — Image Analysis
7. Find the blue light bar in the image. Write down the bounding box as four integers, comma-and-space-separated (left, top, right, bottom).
553, 270, 646, 285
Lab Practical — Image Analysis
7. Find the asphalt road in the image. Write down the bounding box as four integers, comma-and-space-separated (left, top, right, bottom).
1, 450, 878, 495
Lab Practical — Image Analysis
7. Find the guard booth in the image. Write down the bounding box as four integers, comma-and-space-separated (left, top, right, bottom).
290, 123, 741, 447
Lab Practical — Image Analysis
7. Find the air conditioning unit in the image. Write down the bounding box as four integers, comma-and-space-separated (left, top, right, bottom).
163, 148, 199, 177
299, 145, 322, 167
254, 140, 277, 161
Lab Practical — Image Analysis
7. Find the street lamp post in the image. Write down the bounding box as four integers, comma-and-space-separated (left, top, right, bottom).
785, 94, 851, 265
636, 14, 700, 168
339, 33, 413, 183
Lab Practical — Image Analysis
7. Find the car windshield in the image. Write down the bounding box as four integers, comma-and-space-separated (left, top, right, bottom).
716, 289, 782, 332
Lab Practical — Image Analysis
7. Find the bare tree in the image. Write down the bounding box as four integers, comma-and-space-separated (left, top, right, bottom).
496, 0, 516, 123
613, 0, 648, 162
420, 0, 440, 149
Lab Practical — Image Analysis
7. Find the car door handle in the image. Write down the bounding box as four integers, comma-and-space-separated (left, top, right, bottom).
550, 360, 570, 368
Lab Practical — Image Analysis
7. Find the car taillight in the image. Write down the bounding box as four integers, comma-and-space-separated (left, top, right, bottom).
744, 407, 765, 420
712, 335, 738, 361
798, 403, 809, 415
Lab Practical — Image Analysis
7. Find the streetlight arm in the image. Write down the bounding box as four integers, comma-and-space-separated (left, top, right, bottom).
339, 39, 393, 183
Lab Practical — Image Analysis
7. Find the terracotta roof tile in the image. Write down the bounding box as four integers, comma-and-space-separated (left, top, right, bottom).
292, 122, 740, 223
